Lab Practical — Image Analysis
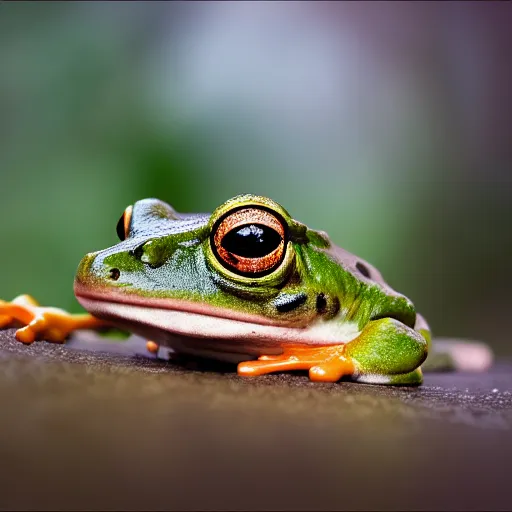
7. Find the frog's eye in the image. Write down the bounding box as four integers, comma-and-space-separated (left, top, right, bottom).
116, 205, 133, 241
211, 207, 286, 276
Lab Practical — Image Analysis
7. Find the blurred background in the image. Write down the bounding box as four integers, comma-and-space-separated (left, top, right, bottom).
0, 2, 511, 355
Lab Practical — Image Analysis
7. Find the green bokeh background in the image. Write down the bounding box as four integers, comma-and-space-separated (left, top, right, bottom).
1, 2, 511, 354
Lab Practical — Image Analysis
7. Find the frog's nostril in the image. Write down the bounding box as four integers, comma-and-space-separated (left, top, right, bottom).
109, 268, 120, 281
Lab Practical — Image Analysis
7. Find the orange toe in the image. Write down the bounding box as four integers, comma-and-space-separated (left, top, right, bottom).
15, 326, 36, 344
309, 357, 354, 382
146, 341, 159, 354
0, 314, 14, 328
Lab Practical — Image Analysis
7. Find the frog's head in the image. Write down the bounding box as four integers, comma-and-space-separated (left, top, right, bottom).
75, 194, 413, 355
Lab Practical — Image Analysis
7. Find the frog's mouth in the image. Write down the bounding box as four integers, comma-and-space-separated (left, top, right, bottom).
74, 283, 361, 353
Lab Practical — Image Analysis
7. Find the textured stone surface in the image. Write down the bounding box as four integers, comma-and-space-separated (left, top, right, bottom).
0, 328, 511, 511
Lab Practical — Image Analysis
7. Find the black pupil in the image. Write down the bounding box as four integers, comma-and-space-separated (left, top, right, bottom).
221, 224, 281, 258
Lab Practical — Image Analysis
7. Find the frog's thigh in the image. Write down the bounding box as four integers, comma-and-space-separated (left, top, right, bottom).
345, 318, 428, 385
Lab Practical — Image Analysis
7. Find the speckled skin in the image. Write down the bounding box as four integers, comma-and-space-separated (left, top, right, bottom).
74, 195, 429, 385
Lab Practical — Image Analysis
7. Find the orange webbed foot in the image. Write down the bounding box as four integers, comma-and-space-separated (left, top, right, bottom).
0, 295, 105, 344
237, 344, 355, 382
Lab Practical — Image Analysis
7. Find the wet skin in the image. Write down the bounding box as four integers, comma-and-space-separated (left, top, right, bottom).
0, 195, 492, 384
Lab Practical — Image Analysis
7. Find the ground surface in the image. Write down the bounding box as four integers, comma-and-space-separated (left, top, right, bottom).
0, 328, 511, 511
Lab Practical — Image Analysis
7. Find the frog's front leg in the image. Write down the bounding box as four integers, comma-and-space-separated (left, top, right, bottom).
0, 295, 106, 344
237, 317, 428, 385
344, 318, 428, 385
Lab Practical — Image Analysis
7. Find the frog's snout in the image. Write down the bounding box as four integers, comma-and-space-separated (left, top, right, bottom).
75, 253, 96, 282
75, 246, 150, 290
74, 251, 110, 289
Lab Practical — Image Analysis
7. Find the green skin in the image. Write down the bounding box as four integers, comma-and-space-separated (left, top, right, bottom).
74, 194, 431, 385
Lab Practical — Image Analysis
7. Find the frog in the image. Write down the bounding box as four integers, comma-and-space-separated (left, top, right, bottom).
0, 194, 493, 385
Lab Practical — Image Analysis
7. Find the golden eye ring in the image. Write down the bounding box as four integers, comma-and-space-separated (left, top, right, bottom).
211, 207, 287, 277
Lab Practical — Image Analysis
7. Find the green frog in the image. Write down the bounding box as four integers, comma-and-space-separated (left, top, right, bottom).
0, 194, 492, 385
